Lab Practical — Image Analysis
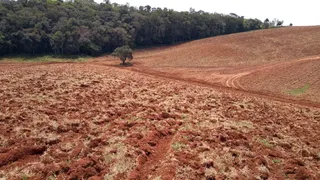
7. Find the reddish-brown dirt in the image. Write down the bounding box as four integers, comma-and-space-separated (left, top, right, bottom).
97, 26, 320, 104
0, 62, 319, 179
1, 26, 320, 179
132, 26, 320, 68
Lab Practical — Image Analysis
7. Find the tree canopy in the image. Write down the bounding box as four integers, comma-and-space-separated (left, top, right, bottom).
111, 45, 133, 65
0, 0, 282, 56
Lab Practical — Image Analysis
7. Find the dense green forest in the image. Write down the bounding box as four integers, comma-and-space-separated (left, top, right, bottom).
0, 0, 281, 56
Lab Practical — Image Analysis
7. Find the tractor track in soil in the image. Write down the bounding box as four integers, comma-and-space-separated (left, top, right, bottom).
89, 56, 320, 109
1, 27, 320, 179
1, 56, 320, 179
128, 133, 176, 180
222, 55, 320, 89
128, 68, 320, 109
3, 58, 319, 109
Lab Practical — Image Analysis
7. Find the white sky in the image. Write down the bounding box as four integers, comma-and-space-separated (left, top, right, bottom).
96, 0, 320, 26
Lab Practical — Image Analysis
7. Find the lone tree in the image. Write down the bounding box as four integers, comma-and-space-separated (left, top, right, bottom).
112, 45, 133, 65
276, 20, 284, 26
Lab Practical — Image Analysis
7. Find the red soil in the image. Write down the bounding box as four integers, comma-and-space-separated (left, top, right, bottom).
1, 26, 320, 179
111, 26, 320, 104
0, 62, 319, 179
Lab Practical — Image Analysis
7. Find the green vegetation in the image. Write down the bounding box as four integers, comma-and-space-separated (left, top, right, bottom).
0, 55, 88, 62
21, 174, 29, 180
272, 159, 282, 164
288, 84, 310, 96
47, 173, 57, 180
112, 45, 133, 65
257, 138, 273, 148
263, 18, 284, 29
171, 142, 186, 151
0, 0, 281, 57
181, 114, 188, 120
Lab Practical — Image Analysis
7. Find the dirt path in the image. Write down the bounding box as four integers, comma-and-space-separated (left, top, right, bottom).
122, 56, 320, 108
215, 56, 320, 90
128, 133, 176, 180
90, 55, 320, 109
4, 59, 319, 108
1, 60, 320, 179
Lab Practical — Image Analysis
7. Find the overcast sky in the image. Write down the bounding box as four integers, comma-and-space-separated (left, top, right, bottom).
96, 0, 320, 26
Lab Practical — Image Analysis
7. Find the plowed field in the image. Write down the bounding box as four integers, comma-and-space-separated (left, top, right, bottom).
120, 26, 320, 104
0, 62, 319, 179
1, 26, 320, 179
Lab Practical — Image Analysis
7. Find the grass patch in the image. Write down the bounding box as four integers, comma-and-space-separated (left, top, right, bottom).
47, 173, 57, 180
272, 159, 281, 164
21, 174, 29, 180
171, 142, 186, 151
257, 138, 273, 148
181, 114, 188, 120
180, 123, 193, 131
0, 54, 89, 62
288, 84, 310, 96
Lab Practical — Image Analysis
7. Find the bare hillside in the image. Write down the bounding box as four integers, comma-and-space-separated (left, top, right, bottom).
134, 26, 320, 67
113, 26, 320, 103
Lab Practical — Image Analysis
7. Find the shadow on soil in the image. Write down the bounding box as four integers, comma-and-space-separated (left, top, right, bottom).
119, 62, 134, 67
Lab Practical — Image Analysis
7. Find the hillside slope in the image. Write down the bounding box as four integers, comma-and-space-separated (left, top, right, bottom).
134, 26, 320, 67
111, 26, 320, 104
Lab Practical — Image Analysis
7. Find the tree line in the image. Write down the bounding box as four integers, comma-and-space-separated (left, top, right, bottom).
0, 0, 284, 56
